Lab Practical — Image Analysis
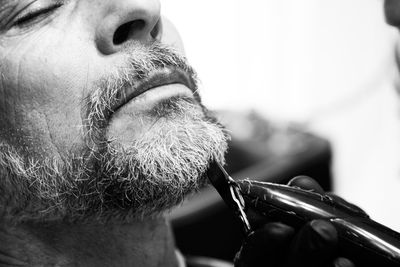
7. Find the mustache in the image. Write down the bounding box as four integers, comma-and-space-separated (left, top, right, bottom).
82, 41, 199, 147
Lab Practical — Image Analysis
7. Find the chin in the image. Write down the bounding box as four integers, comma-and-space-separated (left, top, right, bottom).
91, 97, 229, 220
0, 97, 229, 223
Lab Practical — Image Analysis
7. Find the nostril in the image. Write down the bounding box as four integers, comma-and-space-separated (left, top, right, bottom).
150, 19, 161, 40
113, 19, 146, 45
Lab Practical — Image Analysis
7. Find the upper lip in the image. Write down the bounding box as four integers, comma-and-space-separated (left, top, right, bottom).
112, 68, 197, 113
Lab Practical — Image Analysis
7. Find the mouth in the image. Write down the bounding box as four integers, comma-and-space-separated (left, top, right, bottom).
112, 68, 198, 114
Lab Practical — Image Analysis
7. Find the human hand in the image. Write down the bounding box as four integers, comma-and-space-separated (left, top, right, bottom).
234, 176, 355, 267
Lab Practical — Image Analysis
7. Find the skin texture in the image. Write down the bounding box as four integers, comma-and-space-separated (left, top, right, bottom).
0, 219, 179, 267
0, 0, 229, 266
0, 1, 396, 266
0, 0, 180, 160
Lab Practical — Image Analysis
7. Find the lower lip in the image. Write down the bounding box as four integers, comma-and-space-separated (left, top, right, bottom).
116, 83, 194, 113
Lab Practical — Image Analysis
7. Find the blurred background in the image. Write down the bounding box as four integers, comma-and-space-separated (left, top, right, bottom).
162, 0, 400, 260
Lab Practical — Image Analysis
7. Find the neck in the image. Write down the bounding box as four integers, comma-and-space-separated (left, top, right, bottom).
0, 217, 179, 267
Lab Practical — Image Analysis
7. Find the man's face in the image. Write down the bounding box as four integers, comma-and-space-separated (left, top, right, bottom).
0, 0, 228, 221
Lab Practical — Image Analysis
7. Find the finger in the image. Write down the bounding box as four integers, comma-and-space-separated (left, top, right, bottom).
285, 220, 338, 267
288, 176, 325, 194
235, 222, 295, 267
333, 257, 356, 267
326, 193, 368, 217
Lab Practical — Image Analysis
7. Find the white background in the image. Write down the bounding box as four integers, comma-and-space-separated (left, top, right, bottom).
163, 1, 400, 231
163, 0, 396, 120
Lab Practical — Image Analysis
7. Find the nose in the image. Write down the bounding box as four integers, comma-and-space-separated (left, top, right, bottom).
95, 0, 161, 55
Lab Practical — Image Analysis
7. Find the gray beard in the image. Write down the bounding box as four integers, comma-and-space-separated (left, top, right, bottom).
0, 97, 229, 223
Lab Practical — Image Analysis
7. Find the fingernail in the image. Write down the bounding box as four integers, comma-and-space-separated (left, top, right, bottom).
334, 257, 353, 267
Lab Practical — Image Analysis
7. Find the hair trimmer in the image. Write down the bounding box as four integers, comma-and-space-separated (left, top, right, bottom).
207, 161, 400, 266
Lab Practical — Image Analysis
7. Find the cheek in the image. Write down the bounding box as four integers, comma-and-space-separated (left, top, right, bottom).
0, 32, 101, 157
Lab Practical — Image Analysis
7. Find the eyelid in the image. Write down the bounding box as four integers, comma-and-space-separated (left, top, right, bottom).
13, 2, 63, 27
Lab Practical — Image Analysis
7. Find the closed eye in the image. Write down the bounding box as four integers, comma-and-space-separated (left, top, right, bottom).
14, 3, 62, 28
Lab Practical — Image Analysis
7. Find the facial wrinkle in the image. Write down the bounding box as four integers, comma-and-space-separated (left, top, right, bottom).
43, 111, 64, 160
0, 2, 16, 29
79, 60, 92, 148
0, 73, 7, 115
0, 249, 29, 266
0, 1, 39, 31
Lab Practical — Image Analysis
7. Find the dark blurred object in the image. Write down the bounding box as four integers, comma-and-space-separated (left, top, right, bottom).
169, 110, 332, 261
236, 179, 400, 267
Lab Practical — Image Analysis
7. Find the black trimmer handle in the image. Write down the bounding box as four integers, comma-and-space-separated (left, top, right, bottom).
237, 179, 400, 267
